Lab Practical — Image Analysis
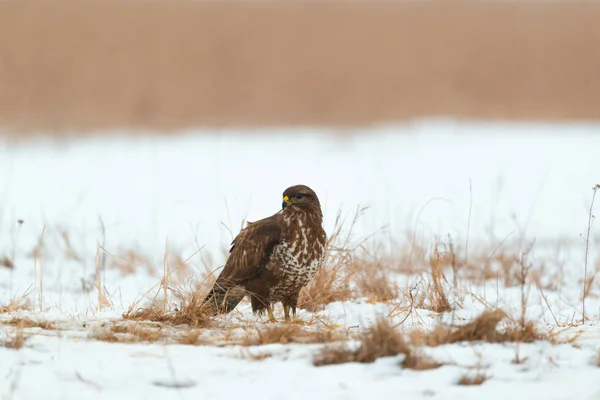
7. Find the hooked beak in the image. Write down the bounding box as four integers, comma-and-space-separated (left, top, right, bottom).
282, 195, 290, 209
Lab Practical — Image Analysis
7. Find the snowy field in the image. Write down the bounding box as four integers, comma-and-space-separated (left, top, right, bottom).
1, 120, 599, 399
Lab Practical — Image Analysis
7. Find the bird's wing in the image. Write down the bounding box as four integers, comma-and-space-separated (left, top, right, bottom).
213, 213, 282, 288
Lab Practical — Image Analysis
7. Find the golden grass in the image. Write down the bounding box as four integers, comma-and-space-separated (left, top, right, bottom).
123, 270, 214, 328
0, 291, 32, 314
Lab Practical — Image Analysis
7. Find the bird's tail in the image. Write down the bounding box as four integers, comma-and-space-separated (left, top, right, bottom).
203, 282, 245, 315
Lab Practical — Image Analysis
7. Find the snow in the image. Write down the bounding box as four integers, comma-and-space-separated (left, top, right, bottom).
1, 120, 599, 399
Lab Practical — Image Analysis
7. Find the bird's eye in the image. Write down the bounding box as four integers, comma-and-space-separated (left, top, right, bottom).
295, 193, 305, 200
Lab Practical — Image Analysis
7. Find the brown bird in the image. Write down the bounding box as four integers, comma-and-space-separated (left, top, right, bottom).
204, 184, 327, 322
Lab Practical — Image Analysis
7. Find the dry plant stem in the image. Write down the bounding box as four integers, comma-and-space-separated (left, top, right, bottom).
10, 220, 24, 295
95, 245, 111, 310
519, 241, 534, 328
464, 179, 472, 271
582, 184, 599, 323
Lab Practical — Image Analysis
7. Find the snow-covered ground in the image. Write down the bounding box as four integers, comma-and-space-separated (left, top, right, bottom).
1, 120, 599, 399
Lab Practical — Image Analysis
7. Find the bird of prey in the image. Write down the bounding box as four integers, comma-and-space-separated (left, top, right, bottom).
204, 184, 327, 322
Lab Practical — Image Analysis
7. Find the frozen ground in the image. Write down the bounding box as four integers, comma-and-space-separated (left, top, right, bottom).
0, 120, 599, 399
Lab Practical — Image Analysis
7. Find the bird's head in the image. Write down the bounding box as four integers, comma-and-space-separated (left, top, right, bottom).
281, 185, 321, 213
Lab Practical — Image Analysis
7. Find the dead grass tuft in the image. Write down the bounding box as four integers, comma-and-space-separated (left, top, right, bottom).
2, 328, 27, 350
3, 318, 55, 330
314, 317, 441, 370
178, 329, 202, 345
412, 309, 553, 347
425, 244, 452, 312
457, 371, 488, 386
92, 322, 164, 343
401, 350, 444, 370
353, 317, 409, 363
123, 281, 212, 328
112, 323, 163, 342
0, 256, 14, 269
0, 292, 32, 314
312, 345, 359, 367
298, 262, 353, 312
443, 309, 510, 344
239, 348, 273, 361
243, 324, 344, 346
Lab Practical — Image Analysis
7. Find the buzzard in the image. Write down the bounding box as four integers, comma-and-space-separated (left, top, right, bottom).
204, 185, 327, 322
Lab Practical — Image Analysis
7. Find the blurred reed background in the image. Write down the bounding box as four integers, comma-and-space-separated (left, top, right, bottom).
0, 0, 599, 136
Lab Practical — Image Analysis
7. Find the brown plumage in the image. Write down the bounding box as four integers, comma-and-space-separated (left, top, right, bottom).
204, 184, 327, 321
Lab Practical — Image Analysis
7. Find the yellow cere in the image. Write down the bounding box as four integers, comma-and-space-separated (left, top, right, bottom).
283, 196, 289, 202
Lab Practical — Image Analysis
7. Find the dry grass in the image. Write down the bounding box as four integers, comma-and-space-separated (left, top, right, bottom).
314, 318, 443, 370
2, 318, 56, 331
123, 294, 210, 328
402, 350, 444, 371
0, 256, 14, 269
411, 309, 554, 347
458, 371, 488, 386
91, 322, 164, 343
298, 263, 353, 312
299, 207, 398, 311
2, 328, 27, 350
123, 277, 213, 328
239, 349, 273, 361
314, 318, 407, 366
108, 249, 157, 276
298, 210, 360, 312
0, 291, 32, 314
178, 329, 202, 345
423, 244, 452, 312
243, 324, 345, 346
